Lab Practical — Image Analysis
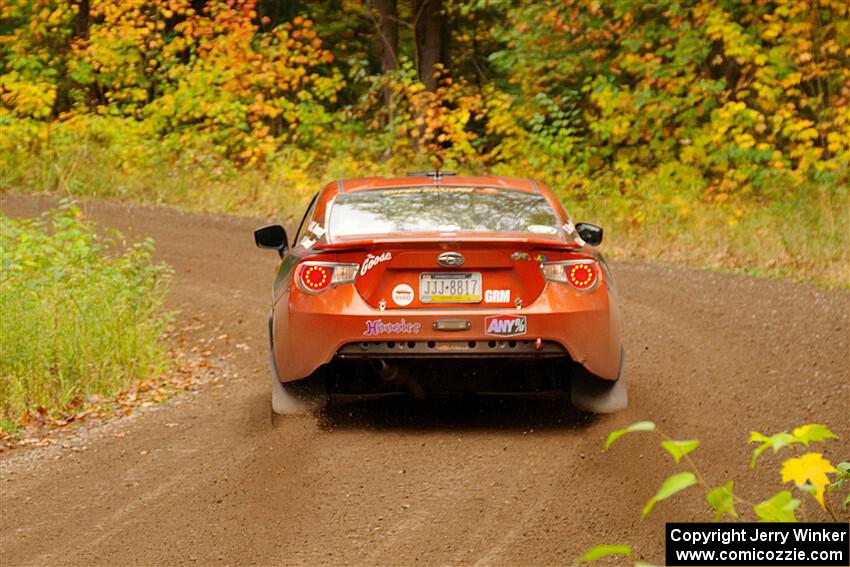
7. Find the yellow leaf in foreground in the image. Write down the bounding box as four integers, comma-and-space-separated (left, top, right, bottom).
780, 453, 837, 509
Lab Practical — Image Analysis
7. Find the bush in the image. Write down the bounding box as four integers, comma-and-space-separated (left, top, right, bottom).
0, 201, 172, 432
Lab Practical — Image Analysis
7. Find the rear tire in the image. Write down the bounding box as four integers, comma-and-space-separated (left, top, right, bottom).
569, 350, 627, 413
271, 371, 328, 417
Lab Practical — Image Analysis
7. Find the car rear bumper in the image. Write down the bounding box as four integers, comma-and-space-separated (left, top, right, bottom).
271, 282, 622, 383
335, 339, 569, 358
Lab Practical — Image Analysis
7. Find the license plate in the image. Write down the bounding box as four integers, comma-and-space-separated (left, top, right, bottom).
419, 272, 482, 303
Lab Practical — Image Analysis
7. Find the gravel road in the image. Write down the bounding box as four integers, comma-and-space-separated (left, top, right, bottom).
2, 192, 848, 566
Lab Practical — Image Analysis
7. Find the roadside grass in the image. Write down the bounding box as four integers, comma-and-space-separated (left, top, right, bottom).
1, 141, 326, 221
568, 171, 849, 289
0, 201, 173, 433
2, 143, 847, 288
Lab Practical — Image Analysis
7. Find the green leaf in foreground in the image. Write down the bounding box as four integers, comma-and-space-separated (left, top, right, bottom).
661, 439, 700, 463
792, 424, 838, 446
836, 462, 850, 510
706, 481, 737, 521
604, 421, 656, 451
754, 491, 800, 522
642, 472, 696, 517
579, 544, 632, 562
749, 431, 795, 468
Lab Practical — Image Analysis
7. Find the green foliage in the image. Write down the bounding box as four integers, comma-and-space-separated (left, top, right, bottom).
832, 462, 850, 509
4, 0, 848, 176
642, 472, 697, 517
0, 200, 172, 430
661, 439, 700, 463
749, 431, 797, 466
578, 544, 631, 563
753, 491, 801, 522
603, 420, 656, 450
792, 424, 841, 446
574, 544, 663, 567
706, 481, 737, 521
586, 421, 848, 564
491, 0, 850, 185
749, 423, 839, 467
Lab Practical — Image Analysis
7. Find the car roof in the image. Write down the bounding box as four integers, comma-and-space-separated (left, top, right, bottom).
334, 175, 543, 195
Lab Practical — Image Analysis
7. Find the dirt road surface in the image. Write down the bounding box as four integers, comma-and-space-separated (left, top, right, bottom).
2, 192, 848, 567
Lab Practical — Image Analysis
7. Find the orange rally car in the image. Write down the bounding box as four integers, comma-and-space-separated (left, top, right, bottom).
255, 173, 625, 414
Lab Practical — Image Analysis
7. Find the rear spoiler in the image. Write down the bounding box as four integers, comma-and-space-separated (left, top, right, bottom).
313, 236, 581, 252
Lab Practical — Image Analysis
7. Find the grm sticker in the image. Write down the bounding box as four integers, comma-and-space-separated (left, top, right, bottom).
484, 289, 511, 303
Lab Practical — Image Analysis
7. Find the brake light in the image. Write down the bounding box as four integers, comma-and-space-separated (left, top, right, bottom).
567, 262, 596, 289
301, 264, 330, 292
296, 262, 359, 294
541, 260, 599, 291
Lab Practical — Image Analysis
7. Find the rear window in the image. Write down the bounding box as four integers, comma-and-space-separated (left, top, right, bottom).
328, 187, 561, 239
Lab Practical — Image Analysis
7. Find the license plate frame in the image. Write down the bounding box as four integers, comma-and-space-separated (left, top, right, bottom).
419, 272, 482, 304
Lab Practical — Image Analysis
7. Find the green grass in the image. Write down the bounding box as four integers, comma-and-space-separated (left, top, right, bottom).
0, 201, 173, 432
567, 168, 849, 288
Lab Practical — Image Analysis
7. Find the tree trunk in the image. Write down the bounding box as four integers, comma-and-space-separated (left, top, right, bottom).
414, 0, 443, 91
374, 0, 399, 74
73, 0, 90, 38
61, 0, 92, 114
373, 0, 399, 157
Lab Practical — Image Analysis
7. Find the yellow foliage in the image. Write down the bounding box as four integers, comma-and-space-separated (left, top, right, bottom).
781, 453, 837, 509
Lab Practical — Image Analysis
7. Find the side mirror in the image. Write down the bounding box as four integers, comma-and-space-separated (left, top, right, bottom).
575, 222, 603, 246
254, 224, 288, 256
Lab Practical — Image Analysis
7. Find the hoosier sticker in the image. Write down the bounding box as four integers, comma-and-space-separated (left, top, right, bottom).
485, 315, 527, 337
363, 318, 421, 336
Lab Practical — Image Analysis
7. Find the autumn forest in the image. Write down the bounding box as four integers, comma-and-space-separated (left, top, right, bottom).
1, 0, 848, 284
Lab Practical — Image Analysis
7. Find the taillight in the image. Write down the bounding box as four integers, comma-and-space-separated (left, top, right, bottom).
567, 262, 597, 289
300, 264, 331, 292
541, 260, 599, 291
296, 262, 358, 294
